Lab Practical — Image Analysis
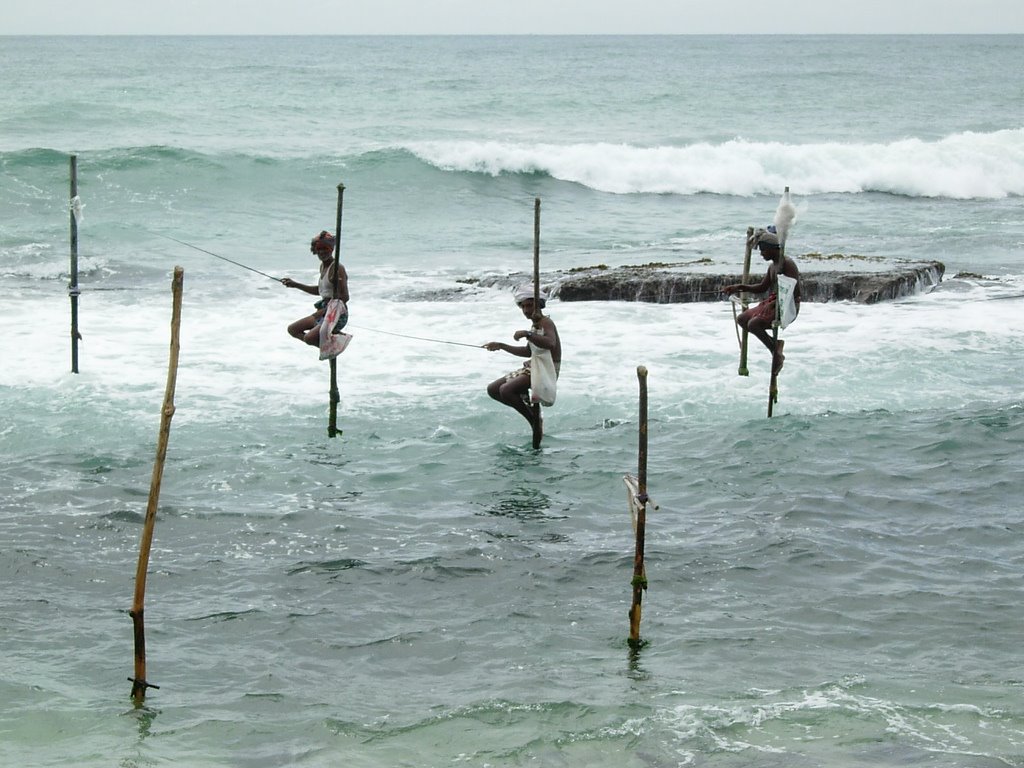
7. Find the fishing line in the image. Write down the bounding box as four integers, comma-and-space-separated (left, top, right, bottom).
154, 233, 282, 281
346, 324, 483, 349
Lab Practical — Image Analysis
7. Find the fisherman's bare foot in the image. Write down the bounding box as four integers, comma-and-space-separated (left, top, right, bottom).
531, 405, 543, 449
773, 340, 785, 375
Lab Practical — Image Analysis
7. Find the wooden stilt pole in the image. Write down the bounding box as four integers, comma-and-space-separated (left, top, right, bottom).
767, 324, 779, 418
129, 266, 183, 702
627, 365, 649, 648
738, 226, 753, 377
328, 183, 345, 438
530, 197, 542, 435
532, 198, 541, 315
767, 186, 794, 417
69, 155, 81, 374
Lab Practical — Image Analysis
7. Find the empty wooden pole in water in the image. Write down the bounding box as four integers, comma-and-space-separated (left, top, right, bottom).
69, 155, 81, 374
627, 365, 649, 648
129, 266, 183, 702
328, 183, 345, 438
737, 226, 753, 377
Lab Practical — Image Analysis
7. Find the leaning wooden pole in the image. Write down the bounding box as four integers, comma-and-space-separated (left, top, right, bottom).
328, 183, 345, 438
129, 266, 183, 702
737, 226, 753, 377
628, 365, 649, 648
69, 155, 81, 374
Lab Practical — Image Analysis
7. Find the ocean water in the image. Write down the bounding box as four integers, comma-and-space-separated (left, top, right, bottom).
1, 34, 1023, 767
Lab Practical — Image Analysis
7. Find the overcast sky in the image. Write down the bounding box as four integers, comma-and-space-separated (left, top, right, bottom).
5, 0, 1023, 35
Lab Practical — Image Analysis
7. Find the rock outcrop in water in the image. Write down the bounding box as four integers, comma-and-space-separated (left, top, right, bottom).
451, 256, 945, 305
556, 261, 945, 304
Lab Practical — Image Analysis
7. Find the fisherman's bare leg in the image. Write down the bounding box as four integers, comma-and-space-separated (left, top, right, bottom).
742, 313, 785, 374
773, 339, 785, 374
487, 373, 542, 445
302, 326, 321, 347
288, 315, 316, 341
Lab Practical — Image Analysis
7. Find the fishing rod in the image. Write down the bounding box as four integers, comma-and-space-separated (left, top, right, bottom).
155, 233, 281, 281
346, 324, 484, 349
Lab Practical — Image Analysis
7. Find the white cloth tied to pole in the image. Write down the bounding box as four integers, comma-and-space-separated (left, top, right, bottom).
319, 299, 352, 360
776, 274, 798, 330
529, 339, 557, 407
70, 195, 84, 224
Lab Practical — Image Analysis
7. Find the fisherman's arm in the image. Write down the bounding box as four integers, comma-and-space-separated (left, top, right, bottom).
724, 282, 755, 295
518, 319, 556, 350
280, 277, 319, 295
724, 278, 765, 295
484, 340, 530, 357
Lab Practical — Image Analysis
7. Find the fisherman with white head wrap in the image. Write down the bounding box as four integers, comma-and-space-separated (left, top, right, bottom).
484, 285, 562, 449
724, 224, 802, 375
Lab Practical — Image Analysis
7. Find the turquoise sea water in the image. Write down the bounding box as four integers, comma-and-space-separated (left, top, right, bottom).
1, 35, 1023, 767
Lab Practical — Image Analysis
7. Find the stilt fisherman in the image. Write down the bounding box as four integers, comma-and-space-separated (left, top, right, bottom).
281, 230, 349, 347
724, 226, 801, 374
484, 287, 562, 449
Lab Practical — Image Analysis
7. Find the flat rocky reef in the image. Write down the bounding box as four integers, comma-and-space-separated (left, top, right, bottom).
437, 254, 947, 305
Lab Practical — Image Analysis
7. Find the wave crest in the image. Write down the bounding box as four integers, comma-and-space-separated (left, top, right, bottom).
405, 129, 1024, 199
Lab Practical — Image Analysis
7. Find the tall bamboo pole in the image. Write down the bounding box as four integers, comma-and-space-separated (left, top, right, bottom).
532, 198, 540, 317
767, 187, 790, 418
129, 266, 183, 702
628, 365, 649, 648
530, 197, 542, 429
737, 226, 753, 377
69, 155, 81, 374
328, 183, 345, 438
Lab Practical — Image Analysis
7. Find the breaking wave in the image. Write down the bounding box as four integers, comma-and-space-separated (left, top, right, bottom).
405, 128, 1024, 199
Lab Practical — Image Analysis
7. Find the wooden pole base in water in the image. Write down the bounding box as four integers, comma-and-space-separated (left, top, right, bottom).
129, 266, 183, 702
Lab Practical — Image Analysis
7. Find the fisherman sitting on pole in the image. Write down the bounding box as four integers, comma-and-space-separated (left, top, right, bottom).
484, 287, 562, 449
723, 226, 801, 375
281, 230, 349, 347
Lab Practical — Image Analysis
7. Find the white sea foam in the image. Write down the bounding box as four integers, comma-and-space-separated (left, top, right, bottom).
7, 275, 1020, 439
405, 129, 1024, 199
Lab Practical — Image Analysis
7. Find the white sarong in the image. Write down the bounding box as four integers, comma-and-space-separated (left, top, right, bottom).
318, 299, 352, 360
